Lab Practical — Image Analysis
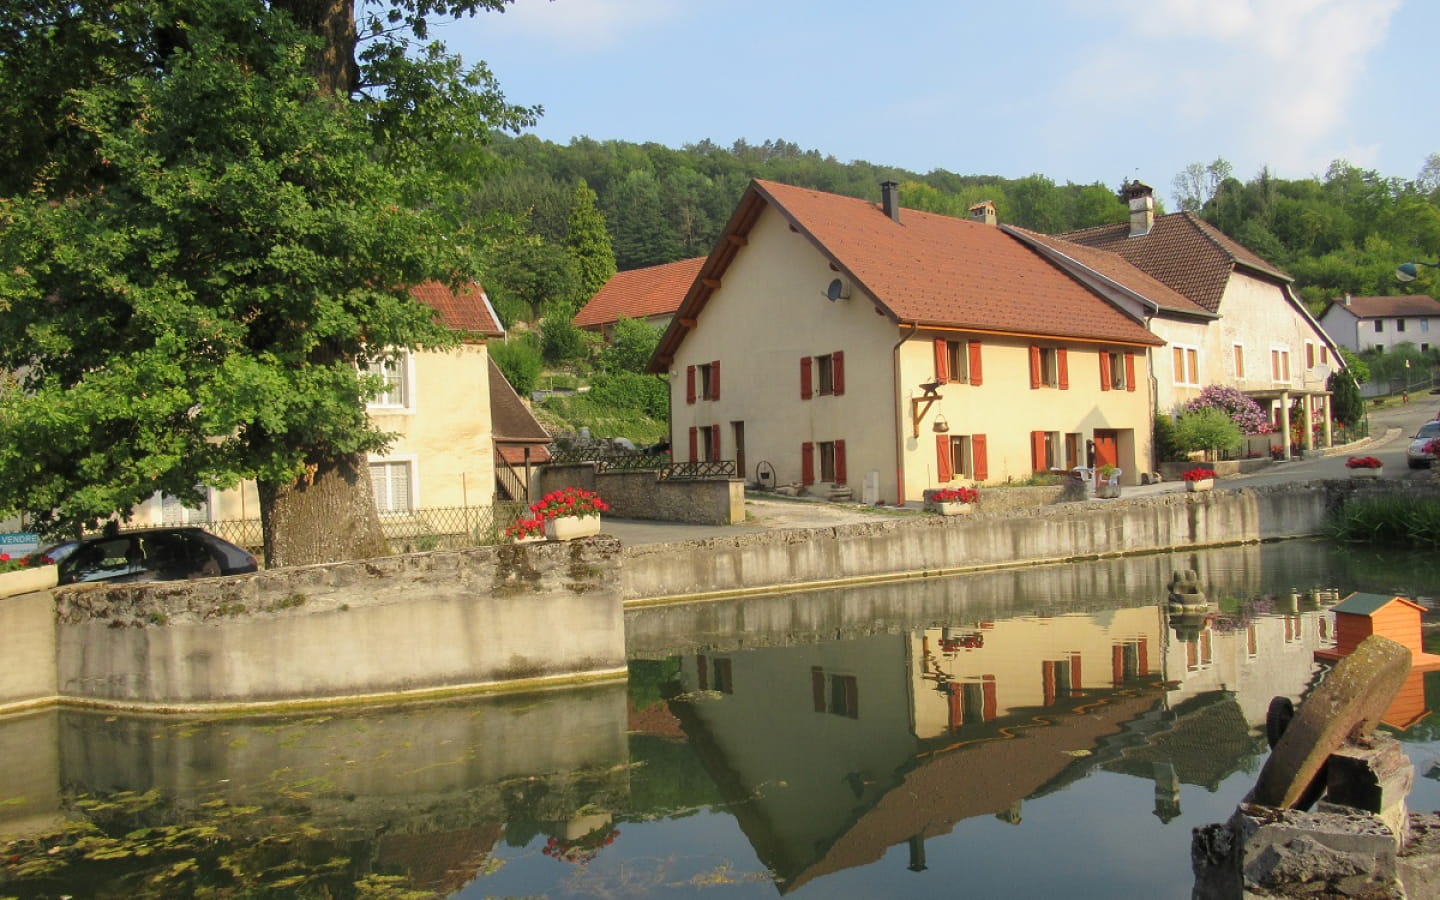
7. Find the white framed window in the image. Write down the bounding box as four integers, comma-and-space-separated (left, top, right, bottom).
1172, 344, 1200, 386
364, 350, 414, 410
1270, 347, 1291, 383
369, 459, 414, 514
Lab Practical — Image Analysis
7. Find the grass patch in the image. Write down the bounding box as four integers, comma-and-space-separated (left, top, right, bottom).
1329, 496, 1440, 546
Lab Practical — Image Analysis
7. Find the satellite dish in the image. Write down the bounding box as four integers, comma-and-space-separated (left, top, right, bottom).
826, 278, 851, 301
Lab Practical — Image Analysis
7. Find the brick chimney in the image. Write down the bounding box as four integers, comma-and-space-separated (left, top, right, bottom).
881, 180, 901, 223
1121, 180, 1154, 237
968, 200, 996, 226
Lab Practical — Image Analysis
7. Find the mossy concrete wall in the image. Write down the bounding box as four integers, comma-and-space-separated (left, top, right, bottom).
1, 538, 624, 714
620, 484, 1338, 603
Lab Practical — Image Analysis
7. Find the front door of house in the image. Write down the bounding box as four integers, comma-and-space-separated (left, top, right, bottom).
1093, 430, 1119, 470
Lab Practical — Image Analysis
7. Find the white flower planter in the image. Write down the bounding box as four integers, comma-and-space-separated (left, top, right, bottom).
933, 501, 974, 516
545, 515, 602, 542
1186, 478, 1214, 493
0, 564, 58, 599
1348, 467, 1382, 479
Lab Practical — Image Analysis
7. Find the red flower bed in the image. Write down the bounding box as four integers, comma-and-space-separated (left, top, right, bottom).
1345, 456, 1383, 469
1182, 468, 1216, 482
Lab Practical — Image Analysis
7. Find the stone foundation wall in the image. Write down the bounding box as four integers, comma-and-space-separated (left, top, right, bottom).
2, 538, 625, 713
537, 463, 743, 525
621, 484, 1333, 603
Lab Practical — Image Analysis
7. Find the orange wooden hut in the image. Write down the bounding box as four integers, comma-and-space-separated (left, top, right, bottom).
1315, 593, 1434, 662
1315, 592, 1440, 730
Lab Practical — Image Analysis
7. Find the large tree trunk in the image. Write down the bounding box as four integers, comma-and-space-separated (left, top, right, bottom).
258, 451, 389, 568
275, 0, 358, 96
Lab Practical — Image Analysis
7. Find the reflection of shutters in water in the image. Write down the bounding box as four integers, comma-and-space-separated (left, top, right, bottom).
161, 490, 210, 524
369, 461, 412, 513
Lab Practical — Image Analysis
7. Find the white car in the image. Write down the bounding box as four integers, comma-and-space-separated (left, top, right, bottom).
1406, 420, 1440, 469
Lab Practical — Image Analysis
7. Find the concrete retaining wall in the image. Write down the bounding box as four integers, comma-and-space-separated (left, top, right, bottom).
538, 463, 744, 525
621, 484, 1333, 603
2, 538, 625, 713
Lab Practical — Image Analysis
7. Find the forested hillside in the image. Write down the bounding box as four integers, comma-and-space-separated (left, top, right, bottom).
470, 136, 1440, 330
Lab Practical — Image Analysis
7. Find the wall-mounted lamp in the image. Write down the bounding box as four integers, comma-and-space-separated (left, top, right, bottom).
933, 414, 950, 434
1396, 260, 1440, 283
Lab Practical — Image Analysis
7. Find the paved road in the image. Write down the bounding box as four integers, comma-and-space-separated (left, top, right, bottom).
600, 398, 1440, 547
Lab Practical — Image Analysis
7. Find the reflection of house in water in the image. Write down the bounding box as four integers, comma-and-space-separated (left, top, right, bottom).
670, 609, 1171, 892
666, 599, 1358, 893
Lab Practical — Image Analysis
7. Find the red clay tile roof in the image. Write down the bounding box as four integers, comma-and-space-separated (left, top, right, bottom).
650, 180, 1160, 371
409, 281, 504, 337
574, 257, 705, 329
753, 180, 1158, 344
1005, 225, 1212, 318
1323, 295, 1440, 319
1058, 212, 1291, 314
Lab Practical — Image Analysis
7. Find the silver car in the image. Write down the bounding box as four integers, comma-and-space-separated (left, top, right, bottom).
1406, 420, 1440, 469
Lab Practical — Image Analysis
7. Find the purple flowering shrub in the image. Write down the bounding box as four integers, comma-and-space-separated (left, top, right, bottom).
1184, 385, 1273, 436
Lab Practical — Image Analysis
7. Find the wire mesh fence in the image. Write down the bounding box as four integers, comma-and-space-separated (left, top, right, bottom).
137, 502, 530, 559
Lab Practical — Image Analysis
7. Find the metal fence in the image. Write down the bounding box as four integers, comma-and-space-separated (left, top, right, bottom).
138, 502, 530, 557
545, 449, 736, 481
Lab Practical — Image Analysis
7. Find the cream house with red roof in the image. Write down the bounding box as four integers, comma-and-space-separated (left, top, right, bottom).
1016, 182, 1343, 455
1318, 293, 1440, 356
648, 180, 1162, 505
573, 256, 705, 339
132, 281, 538, 526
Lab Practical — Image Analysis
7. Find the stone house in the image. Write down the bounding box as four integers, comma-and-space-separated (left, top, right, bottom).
1317, 293, 1440, 356
647, 179, 1162, 505
1011, 181, 1344, 456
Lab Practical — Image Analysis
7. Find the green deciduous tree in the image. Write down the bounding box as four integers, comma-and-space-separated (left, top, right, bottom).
0, 0, 534, 565
1327, 367, 1365, 428
1173, 408, 1243, 461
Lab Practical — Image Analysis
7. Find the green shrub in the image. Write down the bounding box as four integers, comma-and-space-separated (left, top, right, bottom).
1153, 413, 1184, 462
1173, 407, 1242, 459
490, 338, 543, 396
587, 371, 669, 419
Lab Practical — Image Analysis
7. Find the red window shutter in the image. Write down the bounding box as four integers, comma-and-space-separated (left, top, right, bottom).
688, 426, 698, 463
972, 434, 989, 481
934, 339, 949, 382
710, 360, 720, 400
1125, 352, 1137, 392
1057, 348, 1069, 390
801, 442, 815, 485
1099, 353, 1112, 391
833, 351, 845, 396
1031, 431, 1046, 472
686, 365, 696, 404
710, 426, 721, 461
935, 435, 952, 481
1029, 346, 1041, 389
968, 340, 983, 386
800, 356, 813, 400
835, 439, 847, 484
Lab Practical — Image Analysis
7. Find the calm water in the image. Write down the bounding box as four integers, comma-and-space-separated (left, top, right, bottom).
4, 540, 1440, 899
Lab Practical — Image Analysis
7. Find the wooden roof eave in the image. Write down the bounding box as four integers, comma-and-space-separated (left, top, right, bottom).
646, 181, 902, 371
899, 320, 1163, 349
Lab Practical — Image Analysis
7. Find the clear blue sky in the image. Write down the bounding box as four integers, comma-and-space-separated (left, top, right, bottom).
442, 0, 1438, 204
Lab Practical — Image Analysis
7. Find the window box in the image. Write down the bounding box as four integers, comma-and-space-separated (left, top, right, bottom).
546, 515, 602, 542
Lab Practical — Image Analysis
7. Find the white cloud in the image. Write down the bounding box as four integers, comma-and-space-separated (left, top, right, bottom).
1059, 0, 1401, 177
483, 0, 682, 49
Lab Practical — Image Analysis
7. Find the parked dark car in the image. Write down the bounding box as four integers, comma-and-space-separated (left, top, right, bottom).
37, 528, 259, 585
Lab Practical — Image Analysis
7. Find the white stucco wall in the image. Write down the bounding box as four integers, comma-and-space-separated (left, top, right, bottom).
1153, 273, 1334, 420
668, 206, 1155, 504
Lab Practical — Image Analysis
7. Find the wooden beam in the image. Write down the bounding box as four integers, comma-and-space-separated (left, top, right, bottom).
702, 278, 721, 289
726, 234, 747, 247
678, 317, 697, 328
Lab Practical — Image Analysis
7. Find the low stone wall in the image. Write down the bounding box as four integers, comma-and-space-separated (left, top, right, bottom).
538, 463, 744, 525
1157, 458, 1272, 481
1, 538, 625, 713
621, 483, 1337, 604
